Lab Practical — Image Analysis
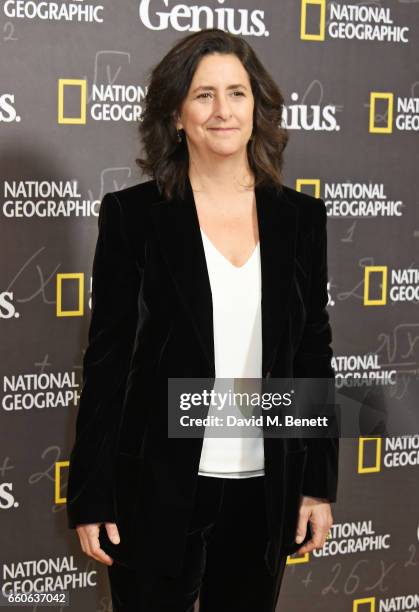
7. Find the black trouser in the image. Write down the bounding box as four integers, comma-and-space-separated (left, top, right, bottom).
107, 474, 288, 611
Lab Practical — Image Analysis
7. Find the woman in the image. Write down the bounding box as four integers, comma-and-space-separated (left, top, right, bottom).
66, 28, 339, 611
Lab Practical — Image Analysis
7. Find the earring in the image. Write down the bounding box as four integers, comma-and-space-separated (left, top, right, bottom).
177, 129, 183, 143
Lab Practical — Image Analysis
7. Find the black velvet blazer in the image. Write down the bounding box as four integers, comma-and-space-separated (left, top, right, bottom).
66, 175, 339, 578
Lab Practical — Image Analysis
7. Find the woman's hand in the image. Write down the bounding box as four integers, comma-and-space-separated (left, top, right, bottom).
294, 495, 333, 555
76, 522, 120, 566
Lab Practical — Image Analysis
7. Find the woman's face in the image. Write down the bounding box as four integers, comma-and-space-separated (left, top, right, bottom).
176, 53, 254, 159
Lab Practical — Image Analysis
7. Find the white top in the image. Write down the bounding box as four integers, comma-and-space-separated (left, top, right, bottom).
198, 228, 265, 479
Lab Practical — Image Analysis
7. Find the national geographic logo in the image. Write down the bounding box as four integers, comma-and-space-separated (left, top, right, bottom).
3, 180, 99, 218
313, 520, 390, 557
57, 79, 145, 124
358, 437, 382, 473
332, 354, 396, 388
358, 436, 419, 472
1, 554, 97, 593
283, 94, 340, 131
363, 267, 419, 305
286, 550, 309, 564
55, 461, 69, 505
353, 593, 419, 612
138, 0, 268, 36
0, 94, 20, 123
296, 179, 403, 217
285, 521, 392, 563
56, 273, 86, 317
300, 0, 409, 43
2, 371, 80, 412
369, 93, 419, 133
3, 0, 104, 23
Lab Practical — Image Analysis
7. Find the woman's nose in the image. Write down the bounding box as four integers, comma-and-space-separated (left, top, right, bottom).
213, 95, 233, 118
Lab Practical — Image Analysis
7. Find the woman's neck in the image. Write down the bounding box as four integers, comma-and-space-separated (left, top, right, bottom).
188, 157, 255, 196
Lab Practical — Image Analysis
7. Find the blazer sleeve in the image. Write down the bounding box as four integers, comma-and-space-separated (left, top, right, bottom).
293, 198, 339, 502
66, 192, 143, 528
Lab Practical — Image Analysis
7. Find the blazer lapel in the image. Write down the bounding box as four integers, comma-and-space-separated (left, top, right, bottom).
257, 181, 298, 376
149, 175, 297, 377
150, 177, 215, 374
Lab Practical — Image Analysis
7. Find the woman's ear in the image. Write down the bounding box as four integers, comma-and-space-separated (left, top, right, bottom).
173, 111, 182, 131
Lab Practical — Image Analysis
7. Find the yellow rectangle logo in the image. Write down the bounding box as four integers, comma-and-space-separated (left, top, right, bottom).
358, 438, 381, 474
301, 0, 326, 41
58, 79, 87, 125
353, 596, 376, 611
56, 273, 84, 316
55, 460, 70, 504
287, 552, 310, 564
369, 92, 394, 133
364, 266, 387, 305
296, 179, 321, 198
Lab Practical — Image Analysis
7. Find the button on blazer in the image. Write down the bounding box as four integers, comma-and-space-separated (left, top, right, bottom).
66, 175, 339, 578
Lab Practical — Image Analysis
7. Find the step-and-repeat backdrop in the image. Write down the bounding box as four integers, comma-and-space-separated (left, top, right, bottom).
1, 1, 418, 610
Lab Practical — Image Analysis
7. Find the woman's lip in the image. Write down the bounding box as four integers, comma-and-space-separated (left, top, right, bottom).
208, 128, 238, 131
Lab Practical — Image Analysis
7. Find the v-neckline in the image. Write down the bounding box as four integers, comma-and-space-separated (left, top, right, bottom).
200, 228, 260, 270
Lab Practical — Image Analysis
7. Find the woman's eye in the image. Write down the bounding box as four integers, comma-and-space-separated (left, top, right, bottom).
197, 91, 245, 99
